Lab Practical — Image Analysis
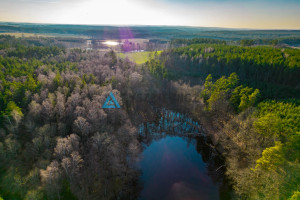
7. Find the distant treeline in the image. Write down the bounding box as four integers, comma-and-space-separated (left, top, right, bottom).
0, 35, 84, 49
170, 37, 300, 47
1, 22, 300, 40
170, 38, 226, 46
239, 37, 300, 46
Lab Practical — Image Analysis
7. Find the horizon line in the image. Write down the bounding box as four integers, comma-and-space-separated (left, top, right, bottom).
1, 21, 300, 31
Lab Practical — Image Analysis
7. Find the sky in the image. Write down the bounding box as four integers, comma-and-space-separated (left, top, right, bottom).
0, 0, 300, 29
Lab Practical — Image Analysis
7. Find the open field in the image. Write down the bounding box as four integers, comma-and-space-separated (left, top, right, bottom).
0, 32, 89, 39
0, 32, 55, 37
120, 38, 149, 43
118, 51, 162, 64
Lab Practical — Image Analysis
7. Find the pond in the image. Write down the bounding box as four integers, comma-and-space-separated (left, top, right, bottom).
137, 109, 231, 200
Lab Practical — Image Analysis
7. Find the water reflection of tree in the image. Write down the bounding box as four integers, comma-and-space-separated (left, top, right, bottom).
138, 108, 202, 144
137, 108, 232, 199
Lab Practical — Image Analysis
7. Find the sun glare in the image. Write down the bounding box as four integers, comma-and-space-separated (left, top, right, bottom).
103, 41, 119, 46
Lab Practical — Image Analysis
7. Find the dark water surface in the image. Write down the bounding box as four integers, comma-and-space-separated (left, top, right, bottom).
137, 109, 230, 200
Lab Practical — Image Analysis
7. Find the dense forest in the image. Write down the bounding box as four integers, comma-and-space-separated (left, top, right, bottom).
0, 35, 161, 199
158, 43, 300, 99
0, 35, 299, 200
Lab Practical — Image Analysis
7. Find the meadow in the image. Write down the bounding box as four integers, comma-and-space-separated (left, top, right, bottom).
118, 51, 162, 64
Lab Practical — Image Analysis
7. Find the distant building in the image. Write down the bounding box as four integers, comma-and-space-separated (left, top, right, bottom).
86, 40, 92, 45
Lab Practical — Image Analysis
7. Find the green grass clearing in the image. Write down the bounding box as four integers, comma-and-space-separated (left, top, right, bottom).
118, 51, 162, 64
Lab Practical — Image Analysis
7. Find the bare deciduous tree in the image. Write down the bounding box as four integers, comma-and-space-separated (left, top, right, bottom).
40, 161, 62, 199
73, 117, 91, 137
54, 134, 80, 159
